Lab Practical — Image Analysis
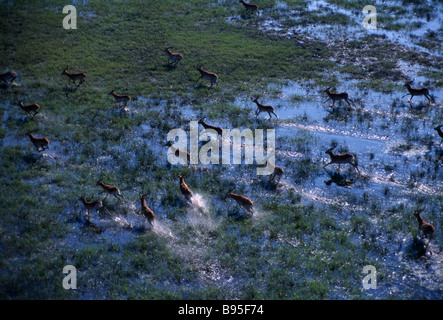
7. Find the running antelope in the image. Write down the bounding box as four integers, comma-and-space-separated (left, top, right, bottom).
268, 163, 284, 183
109, 90, 131, 107
164, 47, 183, 65
403, 81, 432, 104
323, 87, 355, 107
179, 176, 193, 201
434, 125, 443, 145
240, 0, 258, 14
198, 117, 223, 136
413, 209, 435, 239
0, 70, 17, 84
140, 194, 155, 227
324, 146, 359, 172
226, 187, 254, 216
26, 131, 49, 152
61, 66, 87, 87
165, 141, 191, 164
18, 101, 40, 117
79, 197, 103, 221
195, 64, 218, 87
252, 98, 278, 120
96, 181, 126, 202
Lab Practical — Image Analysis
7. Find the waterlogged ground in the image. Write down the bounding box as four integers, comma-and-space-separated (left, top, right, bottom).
0, 0, 442, 299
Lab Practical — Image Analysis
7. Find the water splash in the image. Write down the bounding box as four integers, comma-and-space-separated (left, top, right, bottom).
152, 220, 175, 239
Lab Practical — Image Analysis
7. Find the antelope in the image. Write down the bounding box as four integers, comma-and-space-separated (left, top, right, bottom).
240, 0, 258, 14
96, 181, 126, 202
140, 194, 155, 227
165, 141, 191, 164
195, 64, 218, 87
413, 209, 435, 239
0, 70, 17, 84
61, 66, 87, 87
109, 90, 131, 107
198, 117, 223, 136
434, 125, 443, 145
25, 131, 49, 152
164, 47, 183, 65
403, 81, 432, 104
324, 146, 359, 173
79, 197, 103, 221
268, 163, 284, 183
252, 98, 278, 120
18, 101, 40, 117
179, 176, 193, 201
323, 87, 355, 107
226, 187, 254, 216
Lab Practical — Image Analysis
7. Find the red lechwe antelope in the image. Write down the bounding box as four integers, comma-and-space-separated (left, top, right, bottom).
403, 81, 432, 104
140, 194, 155, 227
165, 141, 191, 164
79, 196, 103, 221
198, 117, 223, 136
239, 0, 258, 14
26, 131, 49, 152
226, 187, 254, 216
413, 209, 435, 239
96, 181, 127, 202
0, 70, 17, 84
195, 64, 218, 87
109, 90, 131, 107
164, 47, 183, 65
18, 101, 40, 117
323, 87, 355, 107
252, 97, 278, 120
61, 66, 87, 87
179, 176, 193, 201
434, 125, 443, 145
324, 146, 359, 173
268, 163, 284, 183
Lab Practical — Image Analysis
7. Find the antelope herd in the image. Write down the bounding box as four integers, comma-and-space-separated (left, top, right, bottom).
1, 2, 439, 249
